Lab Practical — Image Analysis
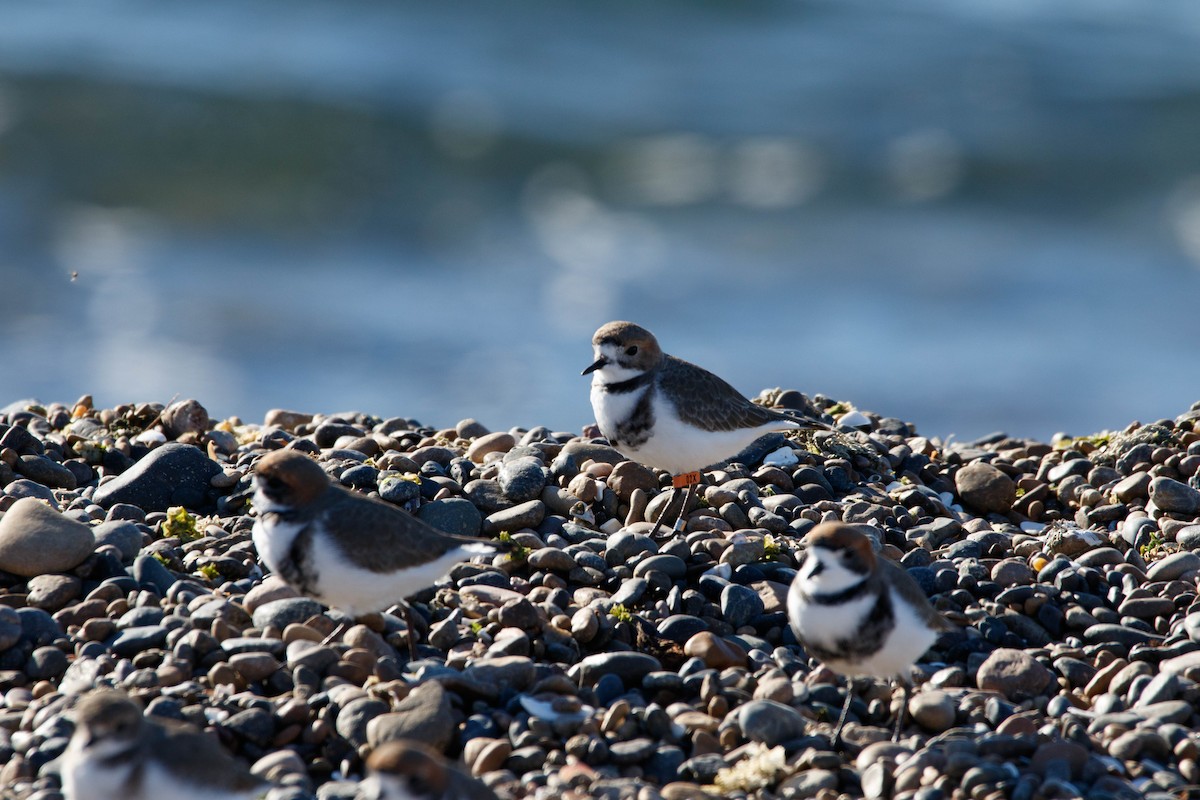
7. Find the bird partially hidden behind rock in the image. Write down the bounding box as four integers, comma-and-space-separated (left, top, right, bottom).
357, 740, 498, 800
59, 688, 268, 800
787, 522, 955, 744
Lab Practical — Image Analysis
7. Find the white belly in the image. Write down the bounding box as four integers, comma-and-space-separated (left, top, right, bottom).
61, 752, 261, 800
309, 536, 494, 617
787, 583, 937, 680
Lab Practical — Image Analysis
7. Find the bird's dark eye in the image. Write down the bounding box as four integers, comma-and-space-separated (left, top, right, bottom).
267, 476, 285, 490
625, 345, 638, 356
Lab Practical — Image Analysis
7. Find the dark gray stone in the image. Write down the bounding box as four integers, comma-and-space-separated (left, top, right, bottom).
736, 699, 809, 745
15, 455, 76, 490
416, 498, 483, 537
498, 457, 546, 503
721, 583, 766, 629
92, 520, 144, 563
93, 443, 222, 511
131, 554, 177, 595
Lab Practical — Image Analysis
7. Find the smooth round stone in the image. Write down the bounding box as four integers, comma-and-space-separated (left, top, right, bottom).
606, 737, 655, 766
658, 615, 709, 644
720, 584, 765, 629
415, 498, 483, 537
1176, 525, 1200, 550
482, 500, 545, 534
111, 625, 169, 658
15, 455, 76, 490
1134, 673, 1181, 706
468, 738, 513, 777
367, 682, 454, 752
1117, 597, 1174, 619
221, 708, 274, 748
634, 554, 687, 581
610, 578, 648, 607
4, 479, 59, 507
229, 652, 280, 682
286, 640, 339, 672
0, 498, 96, 577
607, 461, 660, 503
735, 700, 808, 746
376, 473, 421, 506
25, 575, 82, 612
683, 631, 747, 669
335, 696, 388, 748
466, 432, 515, 462
991, 559, 1035, 586
976, 648, 1054, 700
909, 690, 956, 732
93, 442, 222, 511
498, 457, 546, 503
1074, 548, 1124, 568
252, 598, 325, 631
1149, 477, 1200, 515
1083, 623, 1162, 648
954, 462, 1016, 514
527, 547, 575, 572
25, 646, 69, 680
463, 655, 537, 693
90, 520, 144, 563
575, 652, 662, 686
1147, 551, 1200, 582
606, 531, 658, 564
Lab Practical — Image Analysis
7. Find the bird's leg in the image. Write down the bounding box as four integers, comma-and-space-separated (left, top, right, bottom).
831, 676, 858, 747
651, 472, 702, 538
648, 487, 680, 538
400, 600, 419, 662
892, 679, 911, 743
320, 621, 348, 646
670, 480, 700, 534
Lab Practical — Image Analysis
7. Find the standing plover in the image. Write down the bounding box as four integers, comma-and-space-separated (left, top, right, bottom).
60, 689, 267, 800
583, 320, 827, 534
787, 523, 952, 743
251, 449, 501, 656
357, 740, 497, 800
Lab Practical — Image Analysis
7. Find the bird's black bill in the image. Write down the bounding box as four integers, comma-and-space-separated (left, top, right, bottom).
581, 357, 607, 375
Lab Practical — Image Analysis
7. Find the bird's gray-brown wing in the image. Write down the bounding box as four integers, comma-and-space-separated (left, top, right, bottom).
879, 558, 956, 632
148, 720, 266, 794
319, 488, 498, 574
659, 354, 802, 432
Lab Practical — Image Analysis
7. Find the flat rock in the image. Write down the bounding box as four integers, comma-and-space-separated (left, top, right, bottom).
954, 462, 1016, 514
416, 498, 483, 537
576, 652, 662, 686
367, 681, 454, 752
1147, 551, 1200, 582
0, 497, 96, 577
976, 648, 1054, 700
93, 442, 222, 511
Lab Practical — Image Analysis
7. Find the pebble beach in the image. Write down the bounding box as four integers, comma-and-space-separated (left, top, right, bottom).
1, 392, 1200, 800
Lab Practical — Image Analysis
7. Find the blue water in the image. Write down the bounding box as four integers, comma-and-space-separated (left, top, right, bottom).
1, 0, 1199, 441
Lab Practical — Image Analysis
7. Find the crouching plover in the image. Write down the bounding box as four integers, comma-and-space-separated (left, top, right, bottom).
251, 449, 501, 657
357, 740, 497, 800
60, 689, 267, 800
583, 320, 828, 535
787, 523, 952, 743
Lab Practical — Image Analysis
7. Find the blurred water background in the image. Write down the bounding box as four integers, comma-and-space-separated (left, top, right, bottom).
2, 0, 1200, 441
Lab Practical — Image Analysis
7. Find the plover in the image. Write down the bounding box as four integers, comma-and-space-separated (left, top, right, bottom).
251, 449, 500, 656
787, 523, 952, 743
60, 689, 267, 800
583, 320, 827, 534
357, 740, 497, 800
